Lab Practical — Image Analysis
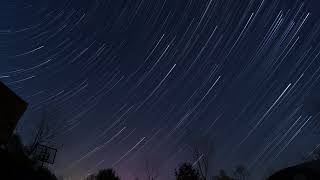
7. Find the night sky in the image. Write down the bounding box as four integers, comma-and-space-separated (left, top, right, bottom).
2, 0, 320, 179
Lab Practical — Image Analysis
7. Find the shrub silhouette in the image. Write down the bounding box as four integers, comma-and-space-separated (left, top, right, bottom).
175, 162, 200, 180
96, 169, 120, 180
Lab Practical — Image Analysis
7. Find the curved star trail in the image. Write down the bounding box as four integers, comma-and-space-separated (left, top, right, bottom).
2, 0, 320, 179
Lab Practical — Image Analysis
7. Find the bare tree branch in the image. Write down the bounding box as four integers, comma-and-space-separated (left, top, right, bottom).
188, 134, 215, 180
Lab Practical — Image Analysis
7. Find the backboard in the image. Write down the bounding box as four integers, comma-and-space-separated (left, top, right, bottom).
34, 143, 57, 164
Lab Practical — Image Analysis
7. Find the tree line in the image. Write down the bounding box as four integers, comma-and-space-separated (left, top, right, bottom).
83, 135, 250, 180
83, 163, 248, 180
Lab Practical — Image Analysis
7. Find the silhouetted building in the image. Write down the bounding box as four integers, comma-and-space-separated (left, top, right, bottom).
0, 81, 27, 145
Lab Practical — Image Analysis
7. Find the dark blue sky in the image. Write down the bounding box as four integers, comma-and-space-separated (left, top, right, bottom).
2, 0, 320, 179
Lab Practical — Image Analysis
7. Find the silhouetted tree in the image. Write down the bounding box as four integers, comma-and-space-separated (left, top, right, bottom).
96, 169, 120, 180
144, 156, 159, 180
189, 135, 215, 180
212, 170, 234, 180
175, 162, 200, 180
28, 107, 60, 156
233, 165, 249, 180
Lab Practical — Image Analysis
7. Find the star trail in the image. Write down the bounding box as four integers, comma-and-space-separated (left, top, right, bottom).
2, 0, 320, 179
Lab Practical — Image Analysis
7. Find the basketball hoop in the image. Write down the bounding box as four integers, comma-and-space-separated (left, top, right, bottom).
34, 143, 57, 166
